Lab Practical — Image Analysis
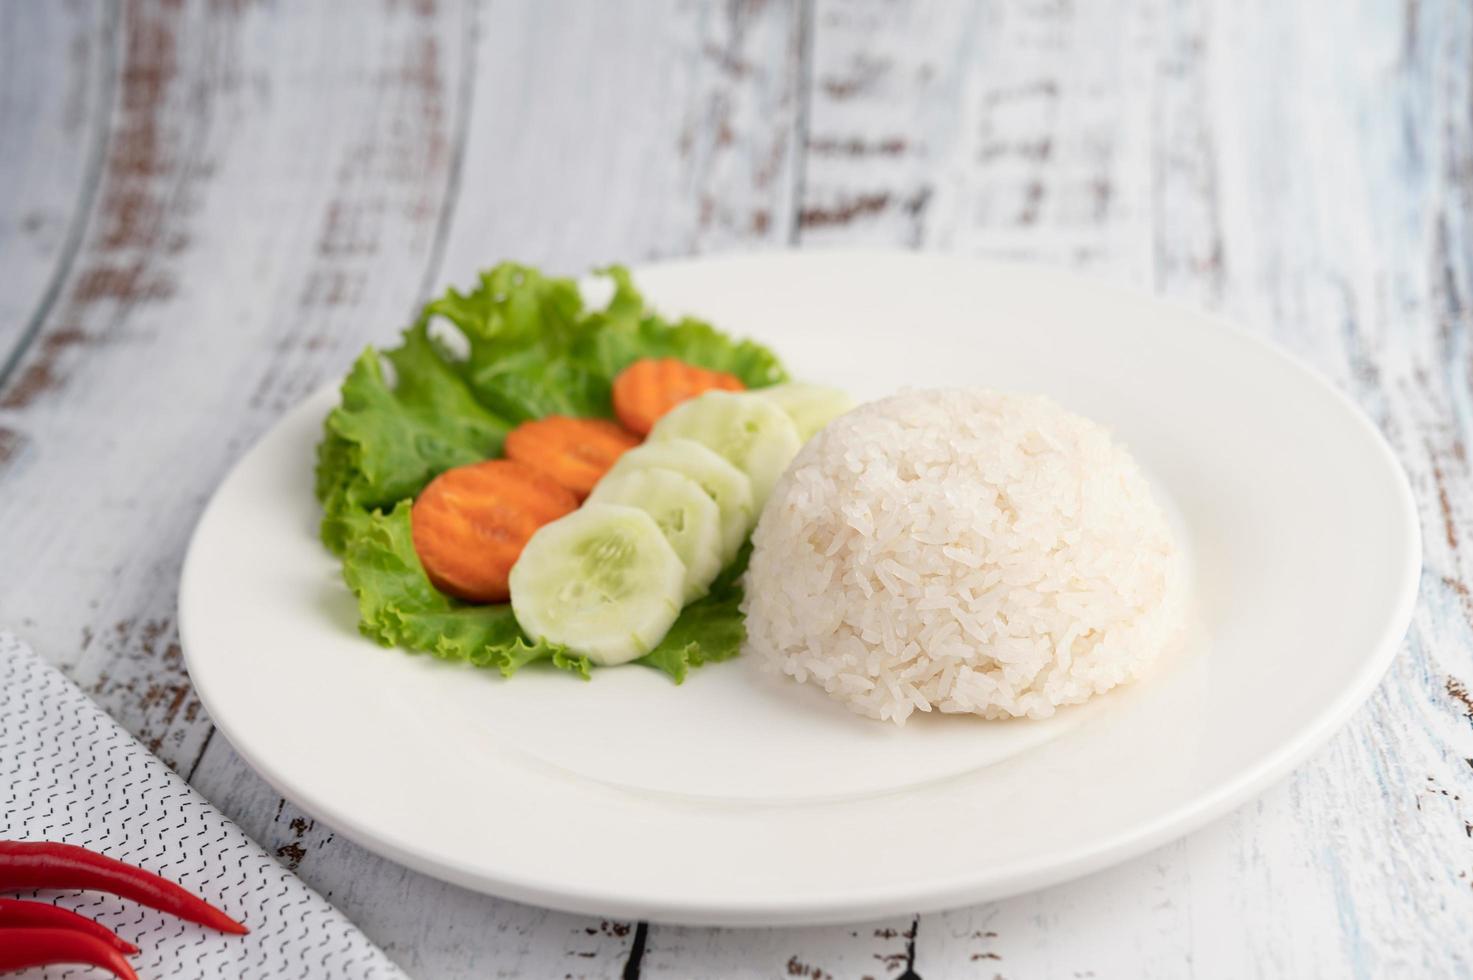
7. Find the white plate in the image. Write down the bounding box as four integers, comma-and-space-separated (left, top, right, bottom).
180, 250, 1420, 926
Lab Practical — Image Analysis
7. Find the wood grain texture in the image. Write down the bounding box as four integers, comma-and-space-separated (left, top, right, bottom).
0, 0, 473, 766
432, 0, 802, 280
3, 0, 1473, 977
0, 1, 114, 367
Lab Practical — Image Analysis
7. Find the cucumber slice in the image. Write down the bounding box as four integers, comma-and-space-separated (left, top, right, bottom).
648, 390, 801, 509
754, 382, 855, 442
602, 439, 754, 561
509, 504, 684, 666
590, 467, 723, 603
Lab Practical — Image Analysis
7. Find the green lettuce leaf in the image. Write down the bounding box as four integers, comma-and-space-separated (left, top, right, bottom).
316, 321, 510, 553
634, 545, 750, 682
574, 267, 788, 388
341, 503, 592, 678
427, 264, 607, 421
317, 261, 783, 681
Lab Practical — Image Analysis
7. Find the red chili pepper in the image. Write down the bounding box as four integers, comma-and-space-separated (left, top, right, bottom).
0, 927, 139, 980
0, 897, 139, 953
0, 841, 248, 935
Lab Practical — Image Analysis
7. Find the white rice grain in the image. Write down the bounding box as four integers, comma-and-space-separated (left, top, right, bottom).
741, 388, 1187, 724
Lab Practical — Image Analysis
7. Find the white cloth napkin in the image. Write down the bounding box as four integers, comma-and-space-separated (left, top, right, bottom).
0, 632, 408, 979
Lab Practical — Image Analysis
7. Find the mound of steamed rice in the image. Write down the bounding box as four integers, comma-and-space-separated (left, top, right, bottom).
741, 388, 1186, 724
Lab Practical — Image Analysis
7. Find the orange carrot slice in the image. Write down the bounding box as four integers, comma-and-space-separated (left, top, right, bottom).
503, 416, 641, 498
411, 460, 578, 603
611, 358, 745, 436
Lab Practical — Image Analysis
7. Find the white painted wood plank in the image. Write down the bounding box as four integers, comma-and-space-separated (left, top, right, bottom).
796, 0, 1157, 288
0, 2, 113, 359
431, 0, 802, 287
643, 917, 920, 980
790, 0, 976, 249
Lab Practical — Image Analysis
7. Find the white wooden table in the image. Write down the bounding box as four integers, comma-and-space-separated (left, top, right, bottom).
2, 1, 1471, 976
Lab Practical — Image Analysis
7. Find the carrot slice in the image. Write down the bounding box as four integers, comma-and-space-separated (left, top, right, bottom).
611, 358, 745, 436
411, 460, 578, 603
503, 416, 641, 498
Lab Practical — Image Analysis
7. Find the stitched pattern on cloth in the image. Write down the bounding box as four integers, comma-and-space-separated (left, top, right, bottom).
0, 632, 408, 980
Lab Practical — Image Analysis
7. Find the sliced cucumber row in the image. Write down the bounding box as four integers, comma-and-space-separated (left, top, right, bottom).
511, 385, 855, 663
603, 439, 753, 562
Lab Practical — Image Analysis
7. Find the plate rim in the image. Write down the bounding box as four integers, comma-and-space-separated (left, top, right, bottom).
180, 248, 1422, 925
